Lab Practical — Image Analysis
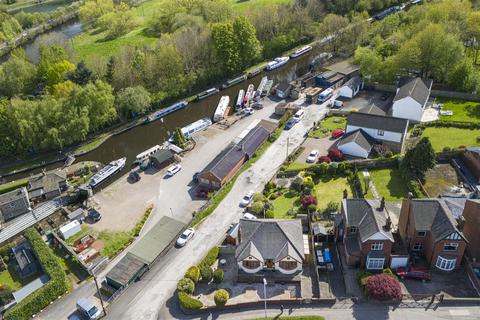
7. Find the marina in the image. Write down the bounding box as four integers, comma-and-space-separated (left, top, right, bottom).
243, 84, 255, 107
221, 75, 247, 89
196, 88, 219, 100
213, 96, 230, 122
89, 157, 126, 188
135, 145, 162, 164
290, 45, 313, 58
181, 118, 213, 139
144, 101, 188, 124
266, 56, 290, 71
236, 89, 245, 109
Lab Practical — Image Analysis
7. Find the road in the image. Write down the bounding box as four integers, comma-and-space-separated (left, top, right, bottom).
104, 98, 330, 320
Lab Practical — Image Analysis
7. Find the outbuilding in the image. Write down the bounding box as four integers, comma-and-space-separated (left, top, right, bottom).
391, 77, 432, 122
338, 76, 363, 99
59, 220, 81, 240
149, 149, 175, 169
336, 130, 373, 159
275, 82, 292, 99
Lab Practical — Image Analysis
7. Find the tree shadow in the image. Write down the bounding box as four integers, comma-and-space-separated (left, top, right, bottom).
385, 169, 408, 200
465, 103, 480, 120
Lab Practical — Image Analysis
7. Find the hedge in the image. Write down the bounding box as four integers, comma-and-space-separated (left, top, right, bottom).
184, 266, 200, 283
177, 277, 195, 294
214, 289, 229, 307
5, 228, 70, 320
177, 292, 203, 310
213, 268, 224, 284
199, 246, 219, 268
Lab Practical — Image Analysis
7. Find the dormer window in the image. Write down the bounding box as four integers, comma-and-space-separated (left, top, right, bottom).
349, 226, 357, 234
377, 130, 385, 136
417, 231, 426, 237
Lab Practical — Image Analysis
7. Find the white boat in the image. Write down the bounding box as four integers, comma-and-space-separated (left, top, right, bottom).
244, 84, 255, 106
135, 145, 161, 164
181, 118, 213, 139
236, 89, 245, 109
213, 96, 230, 122
255, 77, 268, 99
290, 45, 312, 58
89, 157, 126, 188
265, 56, 290, 71
263, 80, 274, 96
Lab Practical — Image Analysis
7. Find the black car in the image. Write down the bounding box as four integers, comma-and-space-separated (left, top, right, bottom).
88, 209, 102, 222
192, 172, 200, 183
129, 171, 141, 182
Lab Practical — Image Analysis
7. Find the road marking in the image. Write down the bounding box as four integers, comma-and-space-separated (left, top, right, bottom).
449, 310, 470, 316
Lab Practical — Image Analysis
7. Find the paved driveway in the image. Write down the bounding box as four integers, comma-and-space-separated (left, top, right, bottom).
297, 137, 337, 162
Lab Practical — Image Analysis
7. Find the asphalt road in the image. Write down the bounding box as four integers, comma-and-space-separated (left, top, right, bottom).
104, 98, 330, 320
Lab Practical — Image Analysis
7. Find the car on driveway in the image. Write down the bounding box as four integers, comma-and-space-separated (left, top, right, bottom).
331, 129, 345, 139
240, 190, 254, 207
306, 150, 319, 163
284, 118, 296, 130
88, 209, 102, 222
176, 228, 195, 247
166, 164, 182, 176
243, 213, 257, 220
396, 267, 432, 281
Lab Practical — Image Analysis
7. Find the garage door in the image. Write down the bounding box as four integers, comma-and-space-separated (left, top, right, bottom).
390, 256, 409, 269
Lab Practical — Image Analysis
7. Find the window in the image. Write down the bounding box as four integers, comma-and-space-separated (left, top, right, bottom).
443, 243, 458, 251
199, 178, 210, 185
435, 256, 456, 271
349, 226, 357, 234
212, 181, 220, 188
367, 258, 384, 270
377, 129, 385, 136
371, 242, 384, 250
417, 231, 426, 237
413, 243, 423, 251
242, 260, 260, 269
279, 260, 297, 270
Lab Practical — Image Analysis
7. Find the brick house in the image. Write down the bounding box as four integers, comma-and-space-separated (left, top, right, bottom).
339, 198, 395, 270
398, 198, 467, 271
460, 147, 480, 183
461, 199, 480, 262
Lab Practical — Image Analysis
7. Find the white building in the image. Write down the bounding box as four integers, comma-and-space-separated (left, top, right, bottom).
338, 76, 363, 99
391, 77, 432, 122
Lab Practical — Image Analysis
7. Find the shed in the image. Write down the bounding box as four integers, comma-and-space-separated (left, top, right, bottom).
325, 60, 359, 77
149, 149, 174, 169
59, 220, 81, 240
338, 76, 363, 99
106, 253, 147, 290
275, 82, 292, 99
67, 208, 85, 222
12, 241, 39, 278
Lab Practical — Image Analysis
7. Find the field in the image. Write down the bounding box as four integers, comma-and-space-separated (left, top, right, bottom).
438, 99, 480, 123
364, 168, 409, 201
314, 175, 350, 210
422, 127, 480, 151
309, 116, 346, 139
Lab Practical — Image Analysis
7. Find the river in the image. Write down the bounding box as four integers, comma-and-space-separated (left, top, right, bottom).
9, 0, 75, 13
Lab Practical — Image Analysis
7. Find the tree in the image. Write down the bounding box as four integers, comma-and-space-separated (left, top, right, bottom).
366, 274, 401, 301
52, 80, 75, 98
79, 0, 114, 26
400, 137, 436, 179
354, 47, 382, 82
184, 266, 200, 283
173, 127, 186, 148
0, 12, 22, 42
448, 59, 480, 93
199, 265, 213, 283
213, 268, 224, 284
301, 195, 317, 209
466, 11, 480, 64
46, 60, 76, 88
317, 14, 348, 53
0, 51, 37, 97
98, 3, 139, 39
37, 45, 69, 82
68, 61, 93, 86
214, 289, 229, 307
115, 86, 151, 118
211, 22, 240, 76
177, 277, 195, 294
233, 16, 261, 69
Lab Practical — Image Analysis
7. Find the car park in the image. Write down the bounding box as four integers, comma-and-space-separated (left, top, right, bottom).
88, 209, 102, 222
176, 228, 195, 247
396, 267, 432, 281
306, 150, 319, 163
240, 190, 254, 207
167, 164, 182, 176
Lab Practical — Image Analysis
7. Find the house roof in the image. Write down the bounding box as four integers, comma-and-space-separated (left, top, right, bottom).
440, 196, 467, 219
347, 112, 409, 133
201, 126, 270, 180
276, 82, 291, 92
12, 241, 37, 270
106, 253, 146, 287
344, 76, 362, 90
0, 187, 29, 206
236, 219, 305, 263
337, 129, 374, 153
360, 104, 387, 116
409, 199, 465, 242
28, 171, 66, 198
149, 149, 174, 164
393, 77, 432, 106
342, 198, 394, 243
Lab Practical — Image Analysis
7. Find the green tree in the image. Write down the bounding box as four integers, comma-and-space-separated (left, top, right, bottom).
115, 86, 151, 118
98, 3, 139, 39
0, 51, 37, 97
173, 127, 186, 148
199, 265, 213, 283
46, 60, 76, 88
317, 14, 348, 53
400, 137, 436, 179
68, 61, 93, 86
79, 0, 114, 26
354, 47, 382, 82
233, 16, 261, 69
214, 289, 229, 307
211, 22, 240, 75
0, 12, 22, 42
448, 59, 480, 93
37, 45, 69, 82
466, 11, 480, 64
177, 277, 195, 294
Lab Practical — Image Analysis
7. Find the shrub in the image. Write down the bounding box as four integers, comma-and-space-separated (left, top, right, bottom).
443, 146, 452, 152
177, 277, 195, 294
382, 268, 398, 280
317, 156, 331, 163
291, 176, 304, 191
301, 195, 318, 208
0, 286, 13, 305
328, 148, 343, 161
250, 201, 265, 215
200, 247, 219, 268
214, 289, 229, 307
200, 265, 213, 283
366, 274, 401, 301
213, 268, 224, 284
178, 292, 203, 310
357, 270, 372, 287
324, 201, 339, 214
307, 204, 317, 212
287, 207, 298, 217
265, 209, 274, 218
304, 179, 315, 189
184, 266, 201, 283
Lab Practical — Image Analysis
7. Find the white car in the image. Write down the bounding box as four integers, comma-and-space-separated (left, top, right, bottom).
306, 150, 319, 163
244, 107, 254, 115
243, 213, 257, 220
166, 164, 182, 176
176, 228, 195, 247
240, 190, 254, 207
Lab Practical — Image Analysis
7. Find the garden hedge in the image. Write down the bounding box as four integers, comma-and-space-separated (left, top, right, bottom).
199, 247, 219, 268
184, 266, 200, 283
177, 292, 203, 310
5, 228, 69, 320
214, 289, 229, 306
213, 268, 224, 284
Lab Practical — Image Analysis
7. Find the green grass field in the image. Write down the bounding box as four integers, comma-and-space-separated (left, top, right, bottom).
438, 99, 480, 123
366, 168, 409, 201
315, 175, 350, 210
422, 127, 480, 151
309, 116, 346, 139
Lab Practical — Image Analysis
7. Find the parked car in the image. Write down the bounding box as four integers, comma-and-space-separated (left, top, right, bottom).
330, 100, 344, 108
194, 189, 209, 199
176, 228, 195, 247
243, 213, 257, 220
88, 209, 102, 222
76, 298, 101, 320
284, 118, 296, 130
192, 172, 200, 183
331, 129, 345, 139
129, 171, 141, 182
306, 150, 319, 163
396, 267, 432, 281
252, 102, 263, 109
240, 190, 254, 207
244, 107, 254, 115
167, 164, 182, 176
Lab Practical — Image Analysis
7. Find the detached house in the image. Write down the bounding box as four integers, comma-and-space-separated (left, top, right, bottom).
337, 112, 409, 158
391, 77, 432, 122
398, 198, 467, 271
235, 219, 307, 280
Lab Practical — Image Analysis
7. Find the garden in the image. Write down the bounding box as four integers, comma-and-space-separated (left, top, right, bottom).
421, 127, 480, 151
308, 116, 346, 139
437, 98, 480, 123
360, 168, 410, 201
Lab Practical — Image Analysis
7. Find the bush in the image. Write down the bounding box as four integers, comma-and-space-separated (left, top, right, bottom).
214, 289, 229, 307
317, 156, 331, 163
177, 277, 195, 294
443, 146, 452, 152
0, 286, 13, 305
366, 274, 401, 301
200, 247, 219, 268
328, 148, 343, 161
357, 270, 372, 287
291, 176, 304, 191
184, 266, 201, 283
5, 229, 69, 320
301, 195, 317, 208
250, 201, 265, 215
324, 201, 339, 214
304, 179, 315, 189
382, 268, 398, 280
265, 209, 274, 218
178, 291, 203, 310
213, 268, 224, 284
200, 265, 213, 283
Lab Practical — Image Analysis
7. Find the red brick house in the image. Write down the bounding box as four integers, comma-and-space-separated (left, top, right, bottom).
339, 198, 395, 270
398, 198, 467, 271
461, 147, 480, 183
462, 199, 480, 262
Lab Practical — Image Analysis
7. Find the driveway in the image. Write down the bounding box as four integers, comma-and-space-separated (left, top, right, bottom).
297, 137, 337, 162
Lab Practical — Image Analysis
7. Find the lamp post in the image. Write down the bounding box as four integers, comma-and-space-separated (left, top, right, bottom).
169, 207, 174, 217
263, 278, 267, 319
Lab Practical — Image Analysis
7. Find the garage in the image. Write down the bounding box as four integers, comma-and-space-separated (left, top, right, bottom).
336, 130, 373, 159
390, 255, 409, 269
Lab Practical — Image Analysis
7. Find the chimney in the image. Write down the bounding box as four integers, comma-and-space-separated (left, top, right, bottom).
343, 189, 348, 199
384, 215, 392, 231
379, 197, 385, 211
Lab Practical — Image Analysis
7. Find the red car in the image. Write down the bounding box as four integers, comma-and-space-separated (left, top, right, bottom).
396, 267, 432, 281
331, 129, 345, 139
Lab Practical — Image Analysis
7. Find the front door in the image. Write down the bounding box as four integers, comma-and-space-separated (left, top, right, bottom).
266, 259, 274, 269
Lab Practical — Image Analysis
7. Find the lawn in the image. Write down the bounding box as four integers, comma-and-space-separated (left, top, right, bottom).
422, 127, 480, 151
365, 168, 409, 201
286, 162, 312, 171
309, 116, 346, 139
0, 179, 29, 195
437, 98, 480, 123
314, 175, 351, 210
0, 264, 42, 291
270, 189, 300, 219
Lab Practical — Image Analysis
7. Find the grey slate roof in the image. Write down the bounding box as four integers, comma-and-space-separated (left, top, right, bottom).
409, 199, 465, 242
149, 149, 174, 164
347, 112, 409, 133
276, 82, 291, 92
0, 187, 29, 206
337, 129, 374, 153
236, 219, 305, 263
28, 172, 66, 195
360, 104, 387, 116
441, 196, 467, 219
394, 77, 432, 106
342, 199, 394, 243
344, 76, 362, 90
106, 253, 146, 287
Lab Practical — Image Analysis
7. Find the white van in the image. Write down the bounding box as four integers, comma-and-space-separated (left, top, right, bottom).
77, 298, 101, 320
293, 109, 305, 122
